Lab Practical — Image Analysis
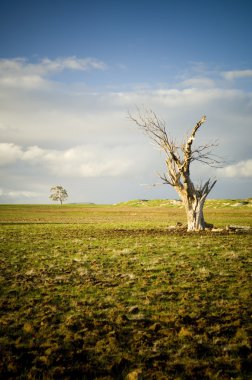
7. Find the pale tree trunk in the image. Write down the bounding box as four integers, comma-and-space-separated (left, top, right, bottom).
183, 197, 206, 231
178, 180, 215, 231
178, 179, 214, 231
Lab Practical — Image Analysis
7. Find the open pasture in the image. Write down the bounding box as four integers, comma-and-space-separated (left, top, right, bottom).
0, 201, 251, 379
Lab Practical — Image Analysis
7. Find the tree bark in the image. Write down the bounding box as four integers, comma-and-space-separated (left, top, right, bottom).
179, 180, 215, 231
184, 197, 206, 231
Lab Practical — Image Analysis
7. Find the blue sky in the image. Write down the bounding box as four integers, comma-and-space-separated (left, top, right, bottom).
0, 0, 252, 203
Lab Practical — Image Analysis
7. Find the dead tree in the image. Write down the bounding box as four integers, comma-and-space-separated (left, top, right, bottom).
129, 108, 221, 231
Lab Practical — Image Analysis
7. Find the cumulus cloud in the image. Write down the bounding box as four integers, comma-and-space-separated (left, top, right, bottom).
0, 143, 23, 165
1, 59, 251, 149
0, 143, 133, 177
40, 57, 107, 72
0, 57, 107, 75
109, 87, 249, 111
43, 145, 133, 177
1, 58, 252, 202
218, 159, 252, 178
222, 69, 252, 80
0, 57, 107, 89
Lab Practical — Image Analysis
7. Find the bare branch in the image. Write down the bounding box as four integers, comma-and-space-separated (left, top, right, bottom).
196, 178, 217, 200
159, 173, 174, 186
181, 116, 206, 175
128, 108, 182, 167
190, 141, 224, 168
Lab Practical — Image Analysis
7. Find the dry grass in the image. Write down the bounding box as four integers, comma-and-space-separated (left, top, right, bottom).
0, 201, 251, 379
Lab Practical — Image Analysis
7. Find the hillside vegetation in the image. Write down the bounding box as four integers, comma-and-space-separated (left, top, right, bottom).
0, 201, 251, 379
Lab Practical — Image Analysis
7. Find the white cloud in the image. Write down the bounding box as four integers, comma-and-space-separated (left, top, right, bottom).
22, 145, 45, 161
0, 187, 42, 199
1, 58, 252, 202
39, 57, 107, 72
0, 143, 23, 165
44, 145, 133, 177
0, 143, 134, 177
6, 190, 41, 198
1, 74, 48, 89
0, 57, 107, 89
222, 69, 252, 80
109, 87, 248, 110
180, 77, 215, 88
0, 57, 107, 75
218, 159, 252, 178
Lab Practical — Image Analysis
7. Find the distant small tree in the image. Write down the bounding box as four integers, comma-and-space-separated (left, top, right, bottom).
49, 186, 68, 205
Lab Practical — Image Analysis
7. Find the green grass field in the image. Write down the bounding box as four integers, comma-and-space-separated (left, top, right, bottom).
0, 200, 251, 379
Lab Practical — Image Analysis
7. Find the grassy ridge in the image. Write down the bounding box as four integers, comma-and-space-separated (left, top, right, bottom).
0, 199, 252, 227
0, 202, 251, 379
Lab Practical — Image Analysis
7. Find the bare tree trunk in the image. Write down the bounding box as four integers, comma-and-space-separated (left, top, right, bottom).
179, 181, 215, 231
183, 197, 206, 231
